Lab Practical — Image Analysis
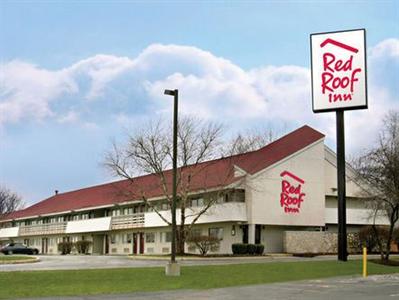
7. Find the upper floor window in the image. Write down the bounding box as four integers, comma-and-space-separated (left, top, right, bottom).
191, 198, 204, 207
122, 207, 133, 215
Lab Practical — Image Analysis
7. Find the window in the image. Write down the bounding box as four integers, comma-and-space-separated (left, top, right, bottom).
110, 234, 118, 244
209, 228, 224, 240
191, 198, 204, 207
123, 207, 133, 215
146, 233, 155, 243
81, 214, 89, 220
127, 234, 132, 243
122, 234, 129, 244
163, 232, 172, 243
161, 203, 170, 211
189, 229, 202, 238
112, 209, 120, 217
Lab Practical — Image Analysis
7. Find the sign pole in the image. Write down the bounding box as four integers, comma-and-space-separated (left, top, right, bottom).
336, 110, 347, 261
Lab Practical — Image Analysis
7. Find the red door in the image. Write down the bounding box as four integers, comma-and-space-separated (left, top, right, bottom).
139, 233, 144, 254
133, 233, 138, 254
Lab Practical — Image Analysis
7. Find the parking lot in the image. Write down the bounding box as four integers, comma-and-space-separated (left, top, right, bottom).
0, 254, 300, 271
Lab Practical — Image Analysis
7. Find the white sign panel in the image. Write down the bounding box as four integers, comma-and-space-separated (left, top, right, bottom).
310, 29, 367, 112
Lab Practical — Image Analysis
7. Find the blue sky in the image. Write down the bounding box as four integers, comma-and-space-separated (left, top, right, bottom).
1, 1, 398, 206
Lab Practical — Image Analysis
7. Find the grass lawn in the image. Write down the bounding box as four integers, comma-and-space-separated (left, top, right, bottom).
0, 260, 398, 299
0, 255, 33, 262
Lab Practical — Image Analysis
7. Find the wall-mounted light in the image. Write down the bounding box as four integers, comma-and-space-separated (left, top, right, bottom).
231, 225, 236, 236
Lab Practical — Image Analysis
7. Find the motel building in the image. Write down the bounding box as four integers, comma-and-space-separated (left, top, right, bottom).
0, 125, 388, 255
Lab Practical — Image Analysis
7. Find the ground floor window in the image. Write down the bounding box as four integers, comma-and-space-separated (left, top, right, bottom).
110, 234, 118, 244
162, 232, 172, 243
146, 232, 155, 243
209, 227, 224, 240
189, 228, 202, 238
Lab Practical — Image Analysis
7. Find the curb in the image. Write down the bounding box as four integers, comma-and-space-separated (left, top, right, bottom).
127, 254, 291, 261
0, 257, 40, 265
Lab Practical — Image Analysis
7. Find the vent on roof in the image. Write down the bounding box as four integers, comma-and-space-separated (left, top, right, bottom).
55, 190, 59, 195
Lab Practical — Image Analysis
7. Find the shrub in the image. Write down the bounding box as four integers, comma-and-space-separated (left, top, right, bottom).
359, 226, 389, 253
232, 243, 248, 255
255, 244, 265, 255
247, 243, 257, 255
57, 241, 73, 255
232, 243, 264, 255
75, 240, 92, 254
187, 236, 220, 256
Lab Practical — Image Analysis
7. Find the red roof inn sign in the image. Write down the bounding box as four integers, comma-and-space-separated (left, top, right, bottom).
311, 29, 367, 112
310, 29, 368, 262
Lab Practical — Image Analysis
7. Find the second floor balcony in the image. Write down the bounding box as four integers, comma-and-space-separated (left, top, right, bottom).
19, 222, 67, 236
111, 213, 145, 230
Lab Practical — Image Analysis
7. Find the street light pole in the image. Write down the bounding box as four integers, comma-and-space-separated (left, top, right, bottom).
164, 89, 180, 276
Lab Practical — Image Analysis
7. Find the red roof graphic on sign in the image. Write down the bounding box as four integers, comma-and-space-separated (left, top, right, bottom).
280, 171, 305, 184
320, 38, 359, 53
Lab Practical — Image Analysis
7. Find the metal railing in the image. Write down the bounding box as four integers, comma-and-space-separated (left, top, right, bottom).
111, 213, 145, 230
19, 222, 67, 236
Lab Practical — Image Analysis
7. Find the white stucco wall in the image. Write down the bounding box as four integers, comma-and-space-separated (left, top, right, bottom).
324, 147, 367, 198
144, 202, 247, 228
0, 226, 19, 239
247, 140, 326, 226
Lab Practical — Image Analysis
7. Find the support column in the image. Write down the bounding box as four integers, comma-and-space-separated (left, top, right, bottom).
248, 224, 256, 244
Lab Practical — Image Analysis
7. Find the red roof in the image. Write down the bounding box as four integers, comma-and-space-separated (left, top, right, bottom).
1, 125, 324, 221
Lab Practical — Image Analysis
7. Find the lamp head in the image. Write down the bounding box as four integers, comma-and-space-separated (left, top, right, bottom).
164, 89, 177, 96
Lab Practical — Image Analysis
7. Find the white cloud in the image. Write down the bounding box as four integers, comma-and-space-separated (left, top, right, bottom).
67, 54, 134, 100
0, 40, 397, 153
0, 61, 77, 125
57, 110, 80, 124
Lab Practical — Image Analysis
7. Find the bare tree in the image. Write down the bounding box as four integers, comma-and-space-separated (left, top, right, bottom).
0, 186, 23, 216
355, 111, 399, 262
105, 117, 237, 254
225, 126, 285, 156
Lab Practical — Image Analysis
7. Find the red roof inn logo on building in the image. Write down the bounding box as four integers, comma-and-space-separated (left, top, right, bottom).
311, 29, 367, 113
280, 171, 306, 214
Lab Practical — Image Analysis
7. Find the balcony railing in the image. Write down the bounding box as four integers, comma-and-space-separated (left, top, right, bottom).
19, 222, 67, 236
111, 213, 145, 230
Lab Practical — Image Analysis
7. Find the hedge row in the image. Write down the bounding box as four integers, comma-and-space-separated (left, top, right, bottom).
232, 243, 264, 255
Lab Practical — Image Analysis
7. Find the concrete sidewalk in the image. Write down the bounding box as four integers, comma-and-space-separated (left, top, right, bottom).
16, 274, 399, 300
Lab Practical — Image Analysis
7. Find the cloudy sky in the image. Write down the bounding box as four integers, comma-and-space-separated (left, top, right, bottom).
1, 1, 398, 206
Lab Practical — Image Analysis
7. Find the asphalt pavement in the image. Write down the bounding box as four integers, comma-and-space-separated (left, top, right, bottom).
1, 254, 396, 272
